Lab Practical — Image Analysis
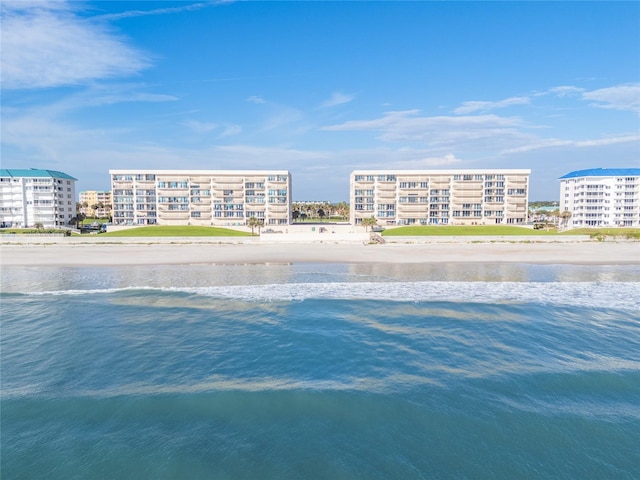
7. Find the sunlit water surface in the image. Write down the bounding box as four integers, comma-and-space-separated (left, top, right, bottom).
2, 263, 639, 479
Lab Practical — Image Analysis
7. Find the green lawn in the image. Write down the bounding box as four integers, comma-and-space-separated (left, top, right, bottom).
80, 218, 110, 225
562, 228, 640, 239
1, 228, 73, 235
381, 225, 558, 236
381, 225, 640, 238
101, 226, 251, 237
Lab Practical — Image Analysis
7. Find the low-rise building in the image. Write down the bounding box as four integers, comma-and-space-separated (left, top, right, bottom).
350, 169, 530, 226
79, 190, 112, 218
0, 168, 77, 228
110, 170, 292, 227
559, 168, 640, 228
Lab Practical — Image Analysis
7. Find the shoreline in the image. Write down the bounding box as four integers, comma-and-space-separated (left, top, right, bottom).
1, 241, 638, 267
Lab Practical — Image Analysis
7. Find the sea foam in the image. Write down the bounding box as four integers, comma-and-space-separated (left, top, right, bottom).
11, 281, 640, 311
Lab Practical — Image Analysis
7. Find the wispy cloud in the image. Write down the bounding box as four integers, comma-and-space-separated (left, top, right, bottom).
548, 86, 585, 97
454, 96, 530, 114
184, 120, 218, 134
1, 1, 150, 89
246, 95, 266, 104
220, 124, 242, 137
262, 106, 303, 131
320, 92, 355, 108
95, 2, 211, 21
582, 84, 640, 113
183, 121, 241, 137
502, 134, 640, 154
323, 110, 526, 147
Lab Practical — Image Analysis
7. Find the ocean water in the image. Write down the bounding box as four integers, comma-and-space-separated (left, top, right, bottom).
1, 262, 639, 479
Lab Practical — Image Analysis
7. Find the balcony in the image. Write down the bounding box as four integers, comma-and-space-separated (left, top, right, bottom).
268, 205, 289, 214
376, 191, 396, 199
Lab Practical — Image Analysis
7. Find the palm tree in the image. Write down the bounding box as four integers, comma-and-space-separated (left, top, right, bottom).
336, 201, 349, 221
247, 216, 264, 235
361, 216, 378, 232
560, 210, 572, 228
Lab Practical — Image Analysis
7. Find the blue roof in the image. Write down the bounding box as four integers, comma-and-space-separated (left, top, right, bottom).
0, 168, 77, 181
559, 168, 640, 179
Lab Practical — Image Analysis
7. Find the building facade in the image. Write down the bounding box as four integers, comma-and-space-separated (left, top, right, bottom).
79, 190, 112, 218
350, 169, 530, 226
559, 168, 640, 228
109, 170, 292, 227
0, 168, 77, 228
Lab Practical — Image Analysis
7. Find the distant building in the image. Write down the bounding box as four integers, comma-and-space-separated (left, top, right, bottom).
0, 168, 77, 228
109, 170, 292, 227
350, 169, 530, 226
79, 190, 112, 218
559, 168, 640, 228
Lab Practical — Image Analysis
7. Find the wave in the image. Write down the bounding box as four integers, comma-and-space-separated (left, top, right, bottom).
4, 281, 639, 310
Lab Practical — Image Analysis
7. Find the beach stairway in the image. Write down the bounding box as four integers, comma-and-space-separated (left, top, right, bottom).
369, 233, 386, 244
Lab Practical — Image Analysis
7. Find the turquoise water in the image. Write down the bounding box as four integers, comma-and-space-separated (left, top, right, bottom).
2, 263, 639, 479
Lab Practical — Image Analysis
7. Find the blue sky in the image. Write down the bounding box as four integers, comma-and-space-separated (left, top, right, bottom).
2, 1, 639, 201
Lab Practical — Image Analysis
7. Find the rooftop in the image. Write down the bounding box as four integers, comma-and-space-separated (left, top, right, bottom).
0, 168, 77, 181
559, 168, 640, 179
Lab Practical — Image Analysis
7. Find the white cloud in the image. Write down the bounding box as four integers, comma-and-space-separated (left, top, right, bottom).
220, 124, 242, 137
246, 95, 266, 104
582, 84, 640, 113
323, 110, 527, 148
502, 134, 640, 154
320, 92, 355, 108
1, 1, 151, 89
548, 86, 585, 97
454, 96, 530, 114
262, 107, 303, 131
96, 2, 210, 21
184, 120, 218, 133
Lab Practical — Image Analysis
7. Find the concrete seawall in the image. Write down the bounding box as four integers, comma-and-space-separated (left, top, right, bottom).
0, 235, 260, 245
1, 233, 604, 245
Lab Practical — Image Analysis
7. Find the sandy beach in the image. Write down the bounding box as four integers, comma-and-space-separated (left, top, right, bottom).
1, 241, 639, 267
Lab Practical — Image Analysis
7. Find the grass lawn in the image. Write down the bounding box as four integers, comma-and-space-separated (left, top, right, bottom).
101, 226, 252, 237
1, 228, 73, 235
381, 225, 640, 238
381, 225, 559, 236
81, 218, 110, 225
561, 228, 640, 239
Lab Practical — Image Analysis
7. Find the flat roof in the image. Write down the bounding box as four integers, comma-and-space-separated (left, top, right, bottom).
109, 169, 290, 175
351, 169, 531, 175
559, 168, 640, 179
0, 168, 77, 180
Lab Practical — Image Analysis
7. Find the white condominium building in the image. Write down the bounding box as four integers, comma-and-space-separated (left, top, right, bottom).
0, 168, 77, 228
559, 168, 640, 228
79, 190, 113, 218
350, 169, 530, 226
110, 170, 292, 227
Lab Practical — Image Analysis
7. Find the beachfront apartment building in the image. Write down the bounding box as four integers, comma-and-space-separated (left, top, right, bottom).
0, 168, 77, 228
559, 168, 640, 228
350, 169, 530, 226
79, 190, 112, 218
110, 170, 292, 227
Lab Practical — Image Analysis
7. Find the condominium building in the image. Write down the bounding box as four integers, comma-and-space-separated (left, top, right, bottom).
0, 168, 77, 228
559, 168, 640, 228
79, 190, 112, 218
109, 170, 291, 227
350, 169, 530, 226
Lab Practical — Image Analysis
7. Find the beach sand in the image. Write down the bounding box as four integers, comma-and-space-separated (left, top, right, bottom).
1, 241, 639, 267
